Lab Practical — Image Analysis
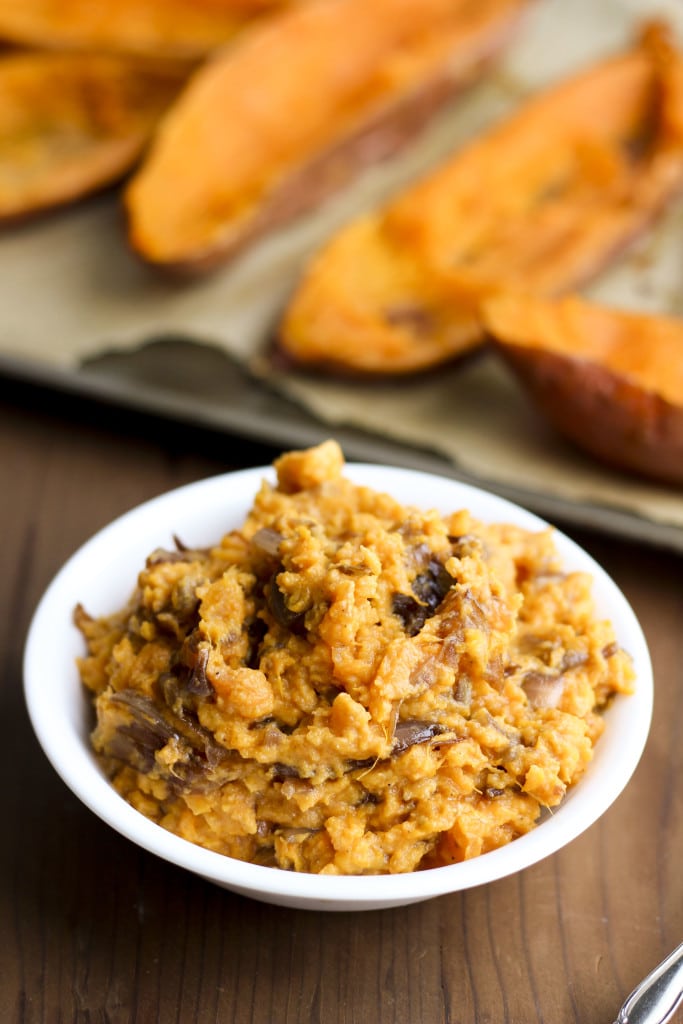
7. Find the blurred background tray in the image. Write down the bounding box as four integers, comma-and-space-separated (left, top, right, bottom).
1, 0, 682, 551
3, 336, 682, 553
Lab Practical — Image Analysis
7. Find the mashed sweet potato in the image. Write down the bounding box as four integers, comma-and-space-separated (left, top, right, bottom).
76, 442, 633, 874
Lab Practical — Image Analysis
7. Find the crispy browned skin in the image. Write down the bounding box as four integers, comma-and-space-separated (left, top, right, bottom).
124, 0, 530, 273
279, 23, 683, 375
484, 292, 683, 486
0, 0, 290, 60
0, 52, 188, 221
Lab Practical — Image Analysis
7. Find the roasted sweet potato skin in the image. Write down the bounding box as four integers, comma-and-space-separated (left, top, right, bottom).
0, 52, 188, 221
278, 22, 683, 375
125, 0, 530, 272
0, 0, 290, 59
484, 293, 683, 486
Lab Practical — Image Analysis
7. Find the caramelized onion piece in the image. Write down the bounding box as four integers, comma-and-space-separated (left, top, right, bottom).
392, 720, 446, 755
251, 527, 283, 556
266, 572, 308, 632
521, 671, 567, 709
392, 559, 454, 636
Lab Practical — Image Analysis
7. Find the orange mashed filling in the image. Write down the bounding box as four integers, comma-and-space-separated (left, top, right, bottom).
76, 441, 633, 875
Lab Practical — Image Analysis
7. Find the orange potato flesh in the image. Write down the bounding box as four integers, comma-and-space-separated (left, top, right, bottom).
125, 0, 530, 271
279, 23, 683, 375
0, 52, 188, 220
0, 0, 290, 60
484, 292, 683, 485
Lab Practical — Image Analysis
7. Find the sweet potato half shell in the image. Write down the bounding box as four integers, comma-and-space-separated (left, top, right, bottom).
0, 0, 290, 60
0, 52, 188, 221
125, 0, 531, 272
484, 292, 683, 486
278, 22, 683, 375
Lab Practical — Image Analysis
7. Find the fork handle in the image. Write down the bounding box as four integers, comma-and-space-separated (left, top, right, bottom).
615, 942, 683, 1024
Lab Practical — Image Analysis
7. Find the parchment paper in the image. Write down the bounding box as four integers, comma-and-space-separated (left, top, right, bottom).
1, 0, 682, 543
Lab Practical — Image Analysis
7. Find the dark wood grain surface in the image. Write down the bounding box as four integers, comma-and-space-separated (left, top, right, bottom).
2, 380, 682, 1024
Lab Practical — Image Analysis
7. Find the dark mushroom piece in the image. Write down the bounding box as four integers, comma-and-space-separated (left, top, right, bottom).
391, 719, 447, 755
392, 559, 454, 637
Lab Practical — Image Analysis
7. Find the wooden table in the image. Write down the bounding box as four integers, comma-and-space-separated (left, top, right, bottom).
3, 378, 682, 1024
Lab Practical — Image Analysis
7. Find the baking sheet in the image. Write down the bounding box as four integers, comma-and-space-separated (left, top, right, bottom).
1, 0, 682, 550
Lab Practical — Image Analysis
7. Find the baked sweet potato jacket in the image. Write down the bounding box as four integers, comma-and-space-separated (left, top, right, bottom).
484, 292, 683, 486
125, 0, 530, 271
0, 0, 291, 59
279, 22, 683, 374
0, 52, 188, 221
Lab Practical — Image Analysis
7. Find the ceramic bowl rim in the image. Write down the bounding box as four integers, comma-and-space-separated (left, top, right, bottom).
23, 462, 653, 910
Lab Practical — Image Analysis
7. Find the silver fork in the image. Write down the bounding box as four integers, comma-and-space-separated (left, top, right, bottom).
614, 942, 683, 1024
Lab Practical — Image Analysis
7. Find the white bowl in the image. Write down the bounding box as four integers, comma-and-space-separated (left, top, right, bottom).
23, 463, 653, 911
